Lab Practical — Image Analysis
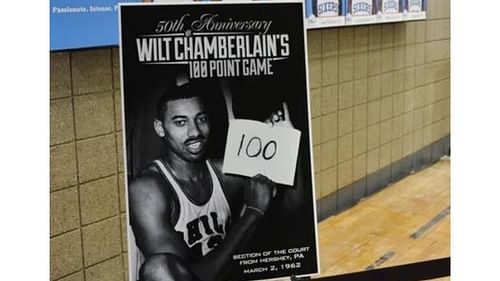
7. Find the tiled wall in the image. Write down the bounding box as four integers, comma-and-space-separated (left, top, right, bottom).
309, 1, 450, 206
49, 0, 449, 280
50, 48, 128, 281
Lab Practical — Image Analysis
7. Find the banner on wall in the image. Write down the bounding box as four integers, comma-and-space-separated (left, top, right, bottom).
119, 1, 319, 280
50, 0, 139, 51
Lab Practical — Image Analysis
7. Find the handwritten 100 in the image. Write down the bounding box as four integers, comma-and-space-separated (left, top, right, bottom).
237, 134, 277, 160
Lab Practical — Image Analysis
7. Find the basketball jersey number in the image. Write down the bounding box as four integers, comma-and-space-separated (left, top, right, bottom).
190, 234, 224, 258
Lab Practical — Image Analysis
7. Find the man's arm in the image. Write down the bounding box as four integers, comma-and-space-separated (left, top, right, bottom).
129, 173, 191, 259
129, 170, 275, 281
280, 146, 307, 212
191, 174, 274, 281
264, 102, 307, 213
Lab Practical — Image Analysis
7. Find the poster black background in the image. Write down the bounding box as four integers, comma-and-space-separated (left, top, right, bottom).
120, 2, 318, 280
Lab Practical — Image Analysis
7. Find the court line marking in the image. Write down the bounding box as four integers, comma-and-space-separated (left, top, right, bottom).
410, 206, 450, 239
365, 251, 396, 270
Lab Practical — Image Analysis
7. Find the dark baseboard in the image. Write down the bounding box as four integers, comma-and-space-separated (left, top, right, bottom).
318, 191, 338, 221
367, 165, 391, 197
317, 135, 450, 222
338, 185, 353, 213
352, 179, 366, 204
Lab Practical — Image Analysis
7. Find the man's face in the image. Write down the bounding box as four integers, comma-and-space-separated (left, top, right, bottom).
160, 97, 210, 162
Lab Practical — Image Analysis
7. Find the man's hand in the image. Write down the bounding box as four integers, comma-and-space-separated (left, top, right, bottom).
264, 102, 294, 129
245, 174, 277, 214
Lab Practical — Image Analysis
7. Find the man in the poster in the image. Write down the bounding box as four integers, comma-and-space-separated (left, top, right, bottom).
129, 81, 293, 281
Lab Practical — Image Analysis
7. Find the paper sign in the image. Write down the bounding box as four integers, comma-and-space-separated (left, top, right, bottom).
222, 119, 301, 186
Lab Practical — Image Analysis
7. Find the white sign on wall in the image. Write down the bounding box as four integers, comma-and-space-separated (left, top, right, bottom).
317, 0, 340, 17
409, 0, 423, 12
382, 0, 399, 13
351, 0, 373, 16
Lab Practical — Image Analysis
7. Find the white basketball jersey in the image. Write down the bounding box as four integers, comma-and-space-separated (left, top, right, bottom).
154, 160, 231, 257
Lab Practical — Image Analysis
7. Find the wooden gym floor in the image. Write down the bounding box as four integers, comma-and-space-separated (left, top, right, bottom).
315, 159, 450, 279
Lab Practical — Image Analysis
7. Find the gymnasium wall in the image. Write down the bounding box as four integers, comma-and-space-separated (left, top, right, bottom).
309, 0, 450, 220
49, 0, 450, 280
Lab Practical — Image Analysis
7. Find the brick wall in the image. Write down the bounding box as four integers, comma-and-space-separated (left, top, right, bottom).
50, 48, 128, 281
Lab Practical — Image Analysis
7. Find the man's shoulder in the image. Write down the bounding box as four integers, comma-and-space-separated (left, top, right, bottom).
129, 163, 168, 201
132, 163, 161, 184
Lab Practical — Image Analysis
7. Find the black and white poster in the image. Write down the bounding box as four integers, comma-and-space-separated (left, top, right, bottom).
119, 1, 319, 280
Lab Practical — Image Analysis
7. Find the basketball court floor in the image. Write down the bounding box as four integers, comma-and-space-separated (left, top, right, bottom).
315, 159, 450, 279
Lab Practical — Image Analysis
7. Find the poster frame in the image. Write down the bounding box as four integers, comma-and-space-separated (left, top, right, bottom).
118, 1, 321, 280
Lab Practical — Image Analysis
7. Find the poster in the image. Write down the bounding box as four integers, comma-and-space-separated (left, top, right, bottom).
119, 1, 319, 280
